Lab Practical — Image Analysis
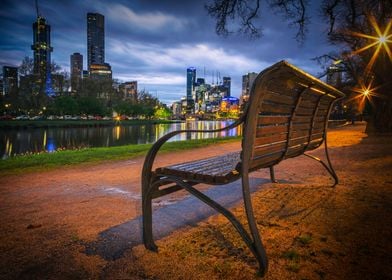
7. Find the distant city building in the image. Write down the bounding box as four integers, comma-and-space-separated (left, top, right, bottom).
196, 78, 205, 86
186, 67, 196, 113
172, 101, 182, 116
326, 64, 342, 87
51, 73, 65, 96
87, 13, 105, 71
241, 72, 258, 104
0, 79, 3, 96
89, 63, 112, 80
82, 70, 89, 79
70, 52, 83, 93
222, 76, 231, 97
2, 66, 18, 95
31, 16, 54, 96
119, 81, 138, 101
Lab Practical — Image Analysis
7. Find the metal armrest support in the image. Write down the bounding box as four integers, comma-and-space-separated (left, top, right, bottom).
141, 115, 245, 181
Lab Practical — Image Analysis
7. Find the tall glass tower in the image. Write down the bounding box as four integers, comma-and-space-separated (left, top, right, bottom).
186, 67, 196, 101
31, 16, 53, 96
87, 13, 105, 71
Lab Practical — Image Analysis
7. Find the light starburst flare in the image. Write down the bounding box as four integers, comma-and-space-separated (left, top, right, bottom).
349, 15, 392, 73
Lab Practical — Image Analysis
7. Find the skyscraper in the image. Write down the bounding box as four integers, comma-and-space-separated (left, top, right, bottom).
186, 67, 196, 100
2, 66, 18, 96
87, 13, 105, 71
31, 16, 53, 96
241, 72, 258, 103
186, 67, 196, 113
70, 52, 83, 93
223, 76, 231, 97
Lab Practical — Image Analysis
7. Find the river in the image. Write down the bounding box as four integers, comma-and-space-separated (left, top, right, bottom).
0, 120, 241, 158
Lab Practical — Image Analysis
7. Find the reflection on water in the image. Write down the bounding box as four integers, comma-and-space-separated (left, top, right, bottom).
0, 121, 241, 158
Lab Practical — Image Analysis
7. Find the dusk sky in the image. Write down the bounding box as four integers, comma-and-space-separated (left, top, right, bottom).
0, 0, 340, 105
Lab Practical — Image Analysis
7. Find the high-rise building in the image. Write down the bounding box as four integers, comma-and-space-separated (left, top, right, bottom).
2, 66, 18, 95
87, 13, 105, 71
222, 76, 231, 97
241, 72, 258, 103
31, 16, 53, 96
186, 67, 196, 101
186, 67, 196, 113
326, 64, 342, 87
70, 52, 83, 93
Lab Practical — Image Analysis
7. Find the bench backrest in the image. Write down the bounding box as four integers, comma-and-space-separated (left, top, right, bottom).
241, 61, 345, 171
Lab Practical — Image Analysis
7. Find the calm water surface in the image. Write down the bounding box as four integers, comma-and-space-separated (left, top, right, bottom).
0, 121, 241, 158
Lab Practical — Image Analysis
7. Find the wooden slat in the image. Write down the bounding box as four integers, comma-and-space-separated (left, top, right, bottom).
253, 142, 287, 158
296, 107, 314, 115
264, 91, 296, 105
257, 115, 290, 125
260, 103, 293, 114
250, 152, 283, 169
289, 136, 309, 146
254, 133, 288, 146
256, 124, 288, 136
299, 98, 317, 108
292, 122, 311, 130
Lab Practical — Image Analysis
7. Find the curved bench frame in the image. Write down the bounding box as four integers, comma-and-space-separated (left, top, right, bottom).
141, 61, 345, 276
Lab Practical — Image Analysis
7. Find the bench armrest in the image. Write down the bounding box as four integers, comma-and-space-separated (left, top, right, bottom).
142, 116, 245, 184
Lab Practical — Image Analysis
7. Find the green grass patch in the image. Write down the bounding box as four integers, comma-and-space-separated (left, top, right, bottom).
295, 233, 313, 246
282, 250, 301, 273
0, 136, 241, 176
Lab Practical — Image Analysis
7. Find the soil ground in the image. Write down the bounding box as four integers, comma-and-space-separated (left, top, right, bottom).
0, 122, 391, 279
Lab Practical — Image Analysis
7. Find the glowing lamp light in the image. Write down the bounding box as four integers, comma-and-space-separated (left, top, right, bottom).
363, 89, 370, 96
349, 15, 392, 73
378, 35, 387, 43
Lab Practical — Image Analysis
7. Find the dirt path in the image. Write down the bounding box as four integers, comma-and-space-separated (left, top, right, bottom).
1, 123, 391, 279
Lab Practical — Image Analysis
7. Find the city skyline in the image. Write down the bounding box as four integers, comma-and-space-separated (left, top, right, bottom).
0, 0, 339, 105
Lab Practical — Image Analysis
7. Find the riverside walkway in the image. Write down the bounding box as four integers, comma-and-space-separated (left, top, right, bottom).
0, 122, 391, 279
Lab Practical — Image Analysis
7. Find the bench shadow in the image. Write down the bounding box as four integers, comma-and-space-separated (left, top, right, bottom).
84, 177, 271, 260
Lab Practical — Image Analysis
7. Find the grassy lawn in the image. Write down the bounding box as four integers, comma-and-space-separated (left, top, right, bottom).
0, 136, 241, 176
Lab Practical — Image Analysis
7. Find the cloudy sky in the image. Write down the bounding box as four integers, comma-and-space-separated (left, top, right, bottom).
0, 0, 340, 105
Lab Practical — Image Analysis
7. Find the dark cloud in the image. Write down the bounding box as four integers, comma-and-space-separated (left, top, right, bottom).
0, 0, 338, 104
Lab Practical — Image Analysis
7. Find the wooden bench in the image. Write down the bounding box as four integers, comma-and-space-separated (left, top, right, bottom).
141, 60, 345, 275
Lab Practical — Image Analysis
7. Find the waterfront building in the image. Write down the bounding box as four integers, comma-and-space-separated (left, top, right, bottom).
87, 13, 105, 71
119, 81, 138, 101
70, 53, 83, 93
2, 66, 18, 96
31, 16, 54, 96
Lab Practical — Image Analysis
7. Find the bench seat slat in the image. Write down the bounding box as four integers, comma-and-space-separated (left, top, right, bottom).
156, 152, 241, 184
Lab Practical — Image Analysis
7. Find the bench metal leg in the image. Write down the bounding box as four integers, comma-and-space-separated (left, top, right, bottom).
269, 166, 278, 183
242, 172, 268, 276
142, 181, 158, 251
304, 133, 338, 187
160, 176, 268, 276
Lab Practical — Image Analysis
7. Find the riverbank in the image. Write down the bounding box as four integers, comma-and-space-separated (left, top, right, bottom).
0, 119, 181, 128
0, 136, 241, 176
0, 123, 391, 279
